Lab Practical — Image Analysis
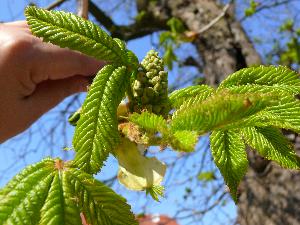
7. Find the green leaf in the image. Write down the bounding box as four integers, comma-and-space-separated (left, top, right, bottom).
171, 91, 278, 134
197, 171, 216, 182
170, 130, 198, 152
0, 159, 55, 224
210, 130, 248, 202
39, 173, 81, 225
226, 84, 300, 96
129, 112, 198, 152
167, 17, 185, 34
241, 96, 300, 133
219, 66, 300, 89
146, 185, 165, 202
0, 158, 137, 225
67, 168, 137, 225
68, 107, 81, 126
73, 65, 129, 174
241, 127, 300, 169
169, 85, 214, 109
25, 6, 127, 63
129, 112, 168, 133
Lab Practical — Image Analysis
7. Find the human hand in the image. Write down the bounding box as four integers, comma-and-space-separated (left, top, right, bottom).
0, 21, 104, 143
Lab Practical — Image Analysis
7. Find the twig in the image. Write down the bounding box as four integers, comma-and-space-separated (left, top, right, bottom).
240, 0, 299, 22
197, 3, 230, 35
77, 0, 89, 19
45, 0, 68, 10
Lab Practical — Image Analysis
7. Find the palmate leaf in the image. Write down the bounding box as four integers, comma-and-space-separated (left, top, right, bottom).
25, 6, 127, 64
73, 65, 129, 174
0, 158, 137, 225
210, 130, 248, 202
169, 85, 214, 109
171, 91, 278, 134
241, 127, 300, 169
219, 65, 300, 89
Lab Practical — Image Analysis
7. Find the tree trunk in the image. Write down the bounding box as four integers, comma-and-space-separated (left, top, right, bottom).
153, 0, 300, 224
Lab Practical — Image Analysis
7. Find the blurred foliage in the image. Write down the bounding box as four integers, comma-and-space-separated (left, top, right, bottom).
244, 0, 259, 17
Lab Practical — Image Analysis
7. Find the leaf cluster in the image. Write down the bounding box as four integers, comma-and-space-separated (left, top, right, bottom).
1, 6, 300, 225
129, 65, 300, 201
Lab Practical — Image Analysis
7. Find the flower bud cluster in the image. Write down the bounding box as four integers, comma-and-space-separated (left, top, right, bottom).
132, 50, 169, 116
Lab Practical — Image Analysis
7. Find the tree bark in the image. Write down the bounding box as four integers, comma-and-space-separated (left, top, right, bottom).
148, 0, 300, 224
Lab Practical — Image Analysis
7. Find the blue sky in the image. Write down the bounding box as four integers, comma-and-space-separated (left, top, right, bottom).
3, 0, 299, 224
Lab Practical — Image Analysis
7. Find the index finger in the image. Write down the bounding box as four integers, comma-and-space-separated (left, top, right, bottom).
30, 40, 105, 84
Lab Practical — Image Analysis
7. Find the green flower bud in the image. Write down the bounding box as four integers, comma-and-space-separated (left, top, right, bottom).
133, 80, 142, 90
144, 87, 155, 98
151, 76, 161, 85
132, 49, 169, 116
154, 83, 161, 92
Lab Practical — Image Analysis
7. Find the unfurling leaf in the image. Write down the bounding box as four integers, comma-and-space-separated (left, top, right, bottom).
170, 130, 198, 152
171, 91, 278, 134
169, 85, 214, 109
129, 112, 168, 133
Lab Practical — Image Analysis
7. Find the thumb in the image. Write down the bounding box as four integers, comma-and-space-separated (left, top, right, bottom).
25, 75, 89, 118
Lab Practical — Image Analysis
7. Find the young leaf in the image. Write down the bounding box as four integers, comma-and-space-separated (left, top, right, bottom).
39, 173, 81, 225
129, 112, 198, 152
0, 159, 55, 224
170, 130, 198, 152
219, 66, 300, 89
241, 127, 300, 169
146, 185, 165, 202
66, 168, 137, 225
210, 130, 248, 202
73, 65, 129, 174
0, 158, 137, 225
226, 84, 300, 96
242, 96, 300, 133
169, 85, 214, 109
25, 6, 127, 63
129, 112, 168, 133
171, 91, 278, 134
